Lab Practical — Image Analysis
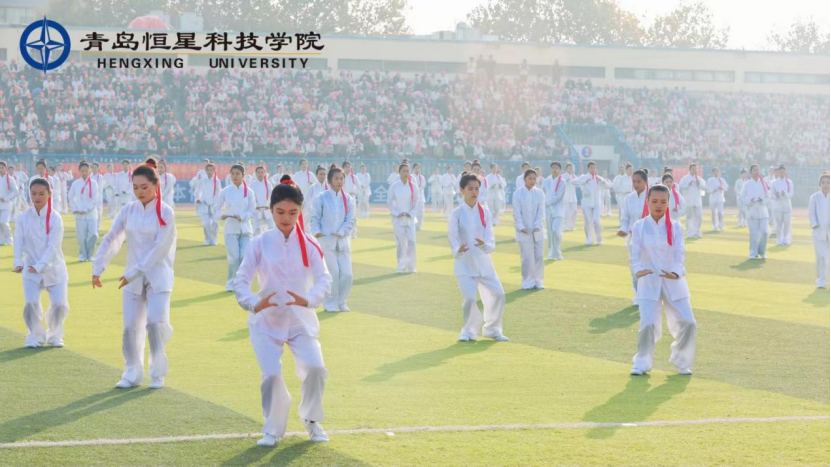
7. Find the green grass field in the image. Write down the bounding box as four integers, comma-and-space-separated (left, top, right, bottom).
0, 204, 828, 466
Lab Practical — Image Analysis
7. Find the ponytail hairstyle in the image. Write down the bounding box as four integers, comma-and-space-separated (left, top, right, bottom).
459, 172, 481, 190
230, 164, 245, 175
271, 174, 304, 208
133, 157, 166, 226
327, 166, 345, 183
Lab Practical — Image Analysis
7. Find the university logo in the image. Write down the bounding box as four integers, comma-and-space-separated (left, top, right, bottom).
19, 17, 71, 73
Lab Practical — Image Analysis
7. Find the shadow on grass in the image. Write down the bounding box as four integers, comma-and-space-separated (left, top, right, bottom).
171, 291, 233, 308
803, 288, 830, 308
589, 306, 640, 334
352, 244, 396, 254
69, 276, 119, 288
352, 273, 402, 287
219, 328, 250, 342
189, 255, 227, 263
0, 388, 151, 443
504, 287, 544, 305
582, 374, 690, 439
0, 346, 59, 365
221, 439, 371, 467
363, 341, 496, 383
729, 259, 764, 271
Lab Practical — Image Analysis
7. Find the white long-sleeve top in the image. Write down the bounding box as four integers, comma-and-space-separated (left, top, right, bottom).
14, 205, 67, 286
485, 173, 505, 193
195, 175, 222, 206
771, 178, 794, 210
739, 178, 770, 219
619, 189, 647, 234
630, 215, 690, 302
809, 191, 830, 242
387, 179, 418, 222
512, 185, 545, 239
292, 169, 315, 194
114, 171, 132, 195
0, 173, 19, 210
308, 181, 328, 204
344, 171, 361, 198
734, 178, 747, 202
233, 227, 332, 340
356, 173, 371, 196
515, 174, 525, 191
413, 173, 428, 202
679, 174, 706, 208
90, 173, 104, 202
562, 173, 577, 202
705, 177, 728, 203
448, 202, 496, 277
311, 188, 355, 252
543, 174, 567, 218
102, 173, 115, 193
160, 173, 177, 206
668, 186, 686, 217
612, 174, 632, 195
571, 174, 612, 210
69, 177, 99, 219
440, 173, 456, 194
215, 182, 256, 235
93, 199, 177, 294
250, 177, 272, 208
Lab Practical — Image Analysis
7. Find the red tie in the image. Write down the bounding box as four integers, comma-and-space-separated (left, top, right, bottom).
408, 178, 414, 204
342, 190, 348, 213
213, 175, 217, 196
324, 182, 328, 191
672, 186, 680, 210
350, 169, 355, 184
128, 166, 132, 183
265, 177, 269, 195
155, 187, 167, 226
666, 209, 673, 246
592, 174, 598, 184
555, 175, 561, 192
306, 169, 311, 183
82, 177, 92, 198
477, 202, 486, 227
719, 178, 723, 190
296, 214, 323, 267
483, 176, 488, 188
4, 174, 9, 189
243, 181, 248, 198
45, 197, 52, 234
164, 173, 168, 188
760, 178, 768, 193
641, 184, 649, 218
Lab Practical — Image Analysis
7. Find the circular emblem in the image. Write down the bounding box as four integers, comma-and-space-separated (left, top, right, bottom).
20, 17, 71, 73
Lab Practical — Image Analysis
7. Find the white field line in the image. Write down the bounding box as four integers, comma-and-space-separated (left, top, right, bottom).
1, 415, 827, 449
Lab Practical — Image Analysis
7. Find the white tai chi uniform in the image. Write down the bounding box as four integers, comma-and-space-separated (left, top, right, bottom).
344, 171, 361, 238
705, 176, 728, 231
630, 215, 696, 373
600, 181, 612, 216
251, 177, 275, 235
14, 170, 29, 207
543, 174, 566, 260
562, 173, 578, 231
89, 173, 105, 223
102, 172, 116, 218
14, 205, 69, 347
679, 174, 706, 238
387, 179, 419, 273
356, 172, 372, 218
312, 189, 355, 311
571, 174, 612, 245
667, 186, 686, 220
513, 184, 545, 289
449, 201, 506, 339
233, 227, 332, 439
771, 178, 794, 245
93, 199, 176, 385
413, 173, 427, 231
216, 182, 256, 290
69, 177, 100, 261
428, 174, 442, 214
809, 191, 830, 288
0, 173, 19, 245
57, 171, 72, 214
160, 173, 177, 211
440, 173, 456, 219
734, 178, 747, 227
620, 189, 648, 297
293, 170, 315, 231
485, 173, 505, 226
113, 171, 133, 214
613, 174, 633, 217
740, 178, 770, 259
195, 175, 221, 245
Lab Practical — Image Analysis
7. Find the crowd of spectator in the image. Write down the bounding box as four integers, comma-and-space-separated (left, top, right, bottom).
0, 59, 827, 167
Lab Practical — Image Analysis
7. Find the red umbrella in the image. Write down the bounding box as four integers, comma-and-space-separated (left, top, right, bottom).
128, 15, 169, 30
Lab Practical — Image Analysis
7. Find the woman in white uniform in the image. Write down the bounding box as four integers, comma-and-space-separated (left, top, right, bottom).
233, 177, 332, 447
428, 168, 443, 214
0, 160, 19, 246
739, 164, 770, 260
449, 173, 508, 342
387, 163, 419, 273
630, 184, 696, 376
158, 160, 177, 210
251, 166, 275, 235
92, 158, 177, 389
662, 174, 685, 220
356, 164, 372, 219
216, 164, 256, 291
68, 161, 99, 262
485, 163, 505, 226
809, 174, 830, 288
311, 166, 356, 312
513, 169, 545, 289
195, 163, 221, 246
13, 178, 70, 348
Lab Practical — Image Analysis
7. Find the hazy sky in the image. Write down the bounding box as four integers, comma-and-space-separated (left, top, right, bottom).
405, 0, 830, 50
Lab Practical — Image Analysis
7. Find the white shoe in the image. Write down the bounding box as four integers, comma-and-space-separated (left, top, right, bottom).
491, 335, 510, 342
149, 377, 165, 389
546, 255, 555, 261
24, 341, 43, 348
303, 419, 329, 442
115, 378, 138, 389
48, 339, 65, 348
630, 368, 645, 376
339, 305, 351, 312
257, 434, 279, 447
458, 335, 472, 342
678, 368, 693, 376
324, 309, 339, 313
557, 255, 564, 260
